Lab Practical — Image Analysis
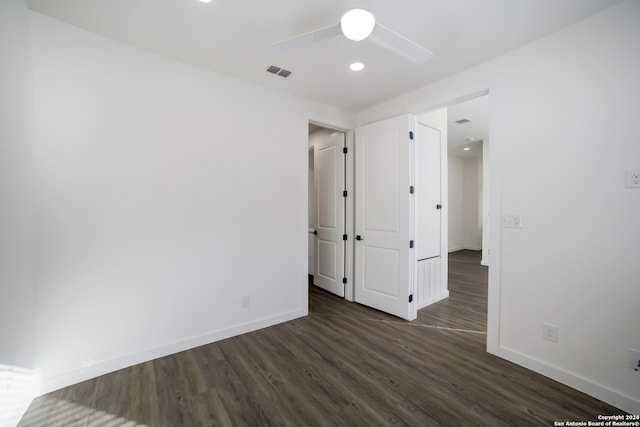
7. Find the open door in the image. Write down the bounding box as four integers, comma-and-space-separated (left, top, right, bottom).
313, 131, 346, 297
414, 109, 449, 309
415, 122, 441, 260
354, 114, 416, 320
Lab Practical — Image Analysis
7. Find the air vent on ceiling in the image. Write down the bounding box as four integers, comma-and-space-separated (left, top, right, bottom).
266, 65, 292, 78
455, 118, 472, 124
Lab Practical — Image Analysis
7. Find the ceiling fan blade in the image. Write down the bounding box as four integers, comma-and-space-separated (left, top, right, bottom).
369, 23, 434, 64
272, 23, 342, 52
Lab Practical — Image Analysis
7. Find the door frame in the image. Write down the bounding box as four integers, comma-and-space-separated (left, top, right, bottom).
412, 85, 499, 354
305, 115, 355, 301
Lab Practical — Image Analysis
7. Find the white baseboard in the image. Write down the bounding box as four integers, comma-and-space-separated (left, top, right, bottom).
449, 246, 482, 253
495, 346, 640, 415
38, 308, 307, 397
480, 258, 489, 266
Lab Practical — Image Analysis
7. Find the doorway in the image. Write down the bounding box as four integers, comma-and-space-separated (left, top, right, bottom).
305, 92, 490, 324
415, 91, 492, 339
444, 94, 490, 265
308, 123, 349, 298
308, 114, 450, 321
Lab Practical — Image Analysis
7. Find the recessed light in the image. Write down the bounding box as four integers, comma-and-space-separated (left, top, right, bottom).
463, 147, 471, 151
350, 62, 365, 71
199, 0, 212, 3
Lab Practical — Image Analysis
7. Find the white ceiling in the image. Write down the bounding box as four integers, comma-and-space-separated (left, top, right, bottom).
25, 0, 620, 112
447, 95, 489, 159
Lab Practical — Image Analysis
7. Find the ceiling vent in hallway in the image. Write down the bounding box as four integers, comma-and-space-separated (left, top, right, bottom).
455, 118, 472, 124
266, 65, 292, 78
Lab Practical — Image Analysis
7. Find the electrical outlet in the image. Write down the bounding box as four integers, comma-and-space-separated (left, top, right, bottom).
629, 348, 640, 371
543, 323, 558, 343
626, 170, 640, 188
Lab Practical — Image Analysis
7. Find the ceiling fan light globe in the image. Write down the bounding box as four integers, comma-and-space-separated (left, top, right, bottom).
340, 9, 375, 41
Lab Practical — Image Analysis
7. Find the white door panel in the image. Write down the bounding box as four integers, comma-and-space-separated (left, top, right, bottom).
364, 129, 400, 232
355, 114, 415, 320
314, 131, 345, 297
317, 240, 337, 279
416, 123, 441, 260
362, 246, 399, 296
317, 145, 337, 229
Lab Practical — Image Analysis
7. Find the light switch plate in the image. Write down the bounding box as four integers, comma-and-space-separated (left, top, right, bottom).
502, 214, 523, 228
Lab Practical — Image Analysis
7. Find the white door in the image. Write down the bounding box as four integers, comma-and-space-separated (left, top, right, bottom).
314, 132, 345, 297
415, 122, 441, 260
354, 114, 416, 320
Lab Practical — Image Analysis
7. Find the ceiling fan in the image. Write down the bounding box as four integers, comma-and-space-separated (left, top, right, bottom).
272, 8, 433, 64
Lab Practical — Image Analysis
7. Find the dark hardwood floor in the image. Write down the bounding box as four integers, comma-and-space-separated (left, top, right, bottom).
19, 250, 622, 426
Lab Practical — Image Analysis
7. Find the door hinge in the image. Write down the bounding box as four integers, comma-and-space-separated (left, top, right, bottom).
409, 294, 413, 303
342, 277, 347, 284
343, 147, 348, 154
409, 240, 414, 248
409, 131, 414, 140
409, 186, 415, 194
343, 190, 348, 198
343, 234, 347, 241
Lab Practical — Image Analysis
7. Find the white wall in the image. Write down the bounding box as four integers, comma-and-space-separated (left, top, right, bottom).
0, 1, 38, 424
462, 157, 482, 251
0, 0, 36, 370
447, 155, 464, 251
358, 0, 640, 413
30, 12, 354, 393
448, 155, 482, 252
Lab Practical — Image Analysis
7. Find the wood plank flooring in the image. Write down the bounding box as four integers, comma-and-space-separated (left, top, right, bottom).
19, 250, 623, 426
